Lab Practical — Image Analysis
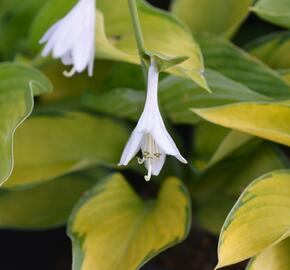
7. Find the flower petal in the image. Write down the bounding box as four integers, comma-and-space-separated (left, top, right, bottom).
39, 20, 62, 44
52, 14, 81, 58
118, 130, 143, 166
61, 51, 73, 65
72, 11, 95, 73
40, 0, 96, 76
152, 115, 187, 164
135, 58, 160, 133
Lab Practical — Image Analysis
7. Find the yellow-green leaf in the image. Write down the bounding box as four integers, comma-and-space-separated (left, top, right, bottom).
246, 31, 290, 69
216, 170, 290, 268
192, 102, 290, 147
171, 0, 252, 38
4, 112, 128, 189
251, 0, 290, 28
247, 238, 290, 270
0, 63, 52, 185
101, 0, 208, 89
68, 174, 191, 270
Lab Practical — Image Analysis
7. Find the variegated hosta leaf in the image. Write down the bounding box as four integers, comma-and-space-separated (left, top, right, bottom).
246, 238, 290, 270
216, 170, 290, 268
83, 69, 271, 125
245, 31, 290, 69
192, 102, 290, 147
251, 0, 290, 28
68, 174, 191, 270
171, 0, 252, 38
198, 35, 290, 99
29, 0, 208, 90
3, 112, 128, 189
0, 62, 52, 185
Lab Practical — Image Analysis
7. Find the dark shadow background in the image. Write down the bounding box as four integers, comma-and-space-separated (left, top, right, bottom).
0, 226, 246, 270
0, 0, 282, 269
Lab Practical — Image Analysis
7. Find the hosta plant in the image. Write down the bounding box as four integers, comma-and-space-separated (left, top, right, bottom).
0, 0, 289, 269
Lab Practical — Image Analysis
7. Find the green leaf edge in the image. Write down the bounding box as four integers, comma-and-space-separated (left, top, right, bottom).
0, 63, 53, 185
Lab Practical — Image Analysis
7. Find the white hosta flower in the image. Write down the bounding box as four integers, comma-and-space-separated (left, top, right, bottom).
39, 0, 96, 77
118, 58, 187, 181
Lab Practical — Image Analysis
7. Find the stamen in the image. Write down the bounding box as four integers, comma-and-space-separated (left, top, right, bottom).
144, 160, 152, 181
143, 151, 150, 159
137, 157, 145, 164
63, 67, 76, 77
154, 153, 161, 158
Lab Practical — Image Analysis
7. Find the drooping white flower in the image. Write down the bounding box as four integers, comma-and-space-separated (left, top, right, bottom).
118, 57, 187, 181
39, 0, 96, 77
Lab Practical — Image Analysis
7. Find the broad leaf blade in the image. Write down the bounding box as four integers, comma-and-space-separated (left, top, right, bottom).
68, 174, 191, 270
4, 112, 128, 189
216, 170, 290, 268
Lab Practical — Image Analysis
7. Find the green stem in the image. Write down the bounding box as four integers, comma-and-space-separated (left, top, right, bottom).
128, 0, 147, 81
